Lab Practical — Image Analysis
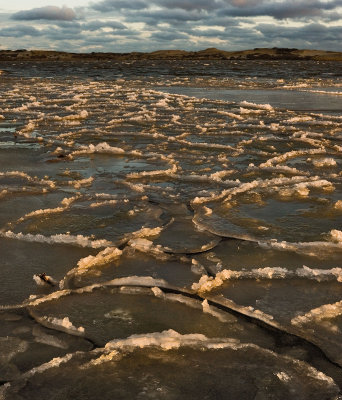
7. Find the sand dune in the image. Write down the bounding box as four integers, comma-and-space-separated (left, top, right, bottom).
0, 47, 341, 61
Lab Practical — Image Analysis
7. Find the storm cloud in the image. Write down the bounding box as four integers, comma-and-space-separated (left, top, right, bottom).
90, 0, 148, 12
0, 25, 42, 38
0, 0, 341, 52
221, 0, 342, 20
11, 6, 77, 21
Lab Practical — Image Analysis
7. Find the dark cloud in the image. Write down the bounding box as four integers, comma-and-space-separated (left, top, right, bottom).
150, 30, 189, 41
0, 25, 42, 37
228, 0, 264, 7
221, 0, 342, 20
200, 16, 240, 26
90, 0, 342, 20
248, 22, 342, 51
126, 9, 207, 26
155, 0, 265, 11
44, 29, 83, 41
157, 0, 221, 11
257, 22, 342, 42
89, 0, 342, 25
49, 19, 128, 32
90, 0, 148, 12
1, 0, 341, 52
0, 21, 135, 43
11, 6, 76, 21
91, 0, 342, 24
90, 0, 265, 13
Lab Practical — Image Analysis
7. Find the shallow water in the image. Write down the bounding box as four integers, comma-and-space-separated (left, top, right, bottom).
0, 60, 341, 399
159, 87, 342, 112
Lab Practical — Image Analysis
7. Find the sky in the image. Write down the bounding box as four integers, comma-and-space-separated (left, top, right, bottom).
0, 0, 341, 53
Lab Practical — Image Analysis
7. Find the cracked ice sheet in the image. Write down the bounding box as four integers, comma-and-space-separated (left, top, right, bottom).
2, 333, 339, 400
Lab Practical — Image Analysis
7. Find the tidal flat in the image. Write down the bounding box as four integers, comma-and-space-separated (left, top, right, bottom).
0, 57, 342, 399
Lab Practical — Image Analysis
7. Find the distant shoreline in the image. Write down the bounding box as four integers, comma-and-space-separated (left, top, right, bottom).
1, 47, 342, 62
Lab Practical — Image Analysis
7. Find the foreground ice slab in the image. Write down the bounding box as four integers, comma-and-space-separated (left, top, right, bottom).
27, 285, 274, 348
2, 331, 339, 400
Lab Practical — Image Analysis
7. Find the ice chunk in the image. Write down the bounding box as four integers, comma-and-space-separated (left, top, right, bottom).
41, 316, 85, 335
330, 229, 342, 243
1, 231, 113, 248
106, 329, 209, 351
312, 158, 337, 167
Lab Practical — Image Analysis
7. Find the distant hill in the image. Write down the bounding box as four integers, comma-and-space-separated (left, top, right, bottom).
0, 47, 341, 61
